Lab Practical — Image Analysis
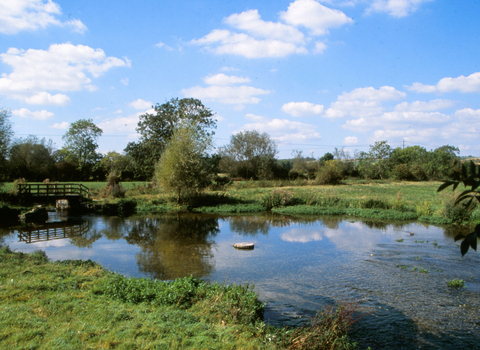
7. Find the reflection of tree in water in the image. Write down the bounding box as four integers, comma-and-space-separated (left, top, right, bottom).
442, 225, 471, 240
228, 215, 271, 236
123, 214, 219, 280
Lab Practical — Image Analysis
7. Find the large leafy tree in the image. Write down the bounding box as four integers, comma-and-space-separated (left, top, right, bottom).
219, 130, 278, 179
62, 119, 103, 178
155, 123, 214, 202
125, 98, 216, 179
0, 109, 13, 182
8, 136, 56, 181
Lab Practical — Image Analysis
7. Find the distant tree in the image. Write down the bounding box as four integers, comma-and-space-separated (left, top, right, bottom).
0, 109, 13, 183
219, 130, 278, 179
8, 136, 56, 181
98, 151, 131, 180
155, 123, 213, 202
125, 98, 216, 179
358, 141, 392, 179
319, 152, 334, 164
62, 119, 103, 179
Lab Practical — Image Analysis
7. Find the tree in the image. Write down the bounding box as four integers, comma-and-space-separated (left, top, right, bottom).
155, 123, 213, 202
62, 119, 103, 178
125, 98, 216, 179
8, 136, 56, 181
0, 109, 13, 182
358, 141, 392, 179
219, 130, 278, 179
98, 151, 131, 180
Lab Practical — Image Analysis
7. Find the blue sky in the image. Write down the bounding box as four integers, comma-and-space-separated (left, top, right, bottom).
1, 0, 479, 158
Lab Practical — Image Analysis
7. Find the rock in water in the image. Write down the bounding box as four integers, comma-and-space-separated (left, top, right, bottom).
233, 242, 254, 250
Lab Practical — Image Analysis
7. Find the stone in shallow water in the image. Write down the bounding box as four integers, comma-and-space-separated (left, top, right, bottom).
233, 242, 254, 250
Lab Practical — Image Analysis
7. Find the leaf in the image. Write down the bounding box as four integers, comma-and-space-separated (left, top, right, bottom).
475, 224, 480, 234
467, 232, 477, 252
461, 239, 470, 257
454, 233, 465, 242
437, 181, 456, 192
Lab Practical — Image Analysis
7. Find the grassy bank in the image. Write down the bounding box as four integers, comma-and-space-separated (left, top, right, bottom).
4, 179, 479, 225
0, 246, 358, 349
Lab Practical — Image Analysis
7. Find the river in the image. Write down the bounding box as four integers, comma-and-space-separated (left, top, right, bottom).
1, 212, 479, 349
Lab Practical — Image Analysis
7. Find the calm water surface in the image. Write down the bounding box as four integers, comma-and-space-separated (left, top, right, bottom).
1, 212, 479, 349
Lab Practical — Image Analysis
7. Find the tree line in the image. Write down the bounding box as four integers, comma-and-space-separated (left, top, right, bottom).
0, 98, 462, 189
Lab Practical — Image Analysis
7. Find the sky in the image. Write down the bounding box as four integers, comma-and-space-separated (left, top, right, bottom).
1, 0, 480, 159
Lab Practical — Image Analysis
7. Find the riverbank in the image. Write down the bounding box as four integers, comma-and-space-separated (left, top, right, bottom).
0, 246, 358, 349
3, 179, 478, 227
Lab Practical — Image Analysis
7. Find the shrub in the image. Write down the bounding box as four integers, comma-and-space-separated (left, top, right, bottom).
442, 192, 477, 223
410, 164, 428, 181
392, 164, 415, 181
262, 189, 294, 209
360, 198, 390, 210
316, 160, 343, 185
416, 201, 433, 217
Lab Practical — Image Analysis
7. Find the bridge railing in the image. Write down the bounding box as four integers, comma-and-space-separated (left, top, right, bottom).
17, 183, 89, 198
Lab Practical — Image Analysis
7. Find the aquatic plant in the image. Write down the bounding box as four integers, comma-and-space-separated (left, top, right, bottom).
447, 279, 465, 288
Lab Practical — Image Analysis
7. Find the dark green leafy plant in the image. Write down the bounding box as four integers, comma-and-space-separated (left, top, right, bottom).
437, 161, 480, 256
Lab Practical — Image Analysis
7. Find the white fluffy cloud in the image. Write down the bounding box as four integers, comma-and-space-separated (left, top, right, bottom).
191, 0, 352, 58
129, 99, 152, 110
281, 101, 324, 117
204, 73, 251, 86
239, 114, 321, 142
0, 0, 87, 34
280, 0, 353, 35
225, 9, 305, 43
12, 108, 53, 120
51, 121, 69, 129
395, 99, 455, 112
192, 29, 307, 58
407, 72, 480, 94
344, 136, 358, 144
338, 86, 406, 101
325, 86, 406, 119
182, 74, 271, 105
367, 0, 434, 17
0, 43, 131, 104
24, 92, 70, 106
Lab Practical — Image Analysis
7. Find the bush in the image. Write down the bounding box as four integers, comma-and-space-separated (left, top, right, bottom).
442, 193, 476, 223
392, 164, 415, 181
261, 189, 293, 209
316, 160, 343, 185
416, 201, 433, 217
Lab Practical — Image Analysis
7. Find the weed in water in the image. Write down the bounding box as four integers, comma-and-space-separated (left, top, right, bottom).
414, 240, 425, 244
412, 267, 418, 271
447, 279, 465, 288
288, 303, 359, 350
420, 268, 429, 274
396, 239, 404, 242
396, 265, 408, 269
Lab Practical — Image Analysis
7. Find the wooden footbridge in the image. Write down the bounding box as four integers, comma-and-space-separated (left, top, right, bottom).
17, 183, 89, 206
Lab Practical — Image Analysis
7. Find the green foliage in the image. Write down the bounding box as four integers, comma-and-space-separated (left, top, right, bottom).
125, 98, 216, 180
261, 189, 294, 209
392, 164, 415, 181
61, 119, 103, 178
219, 130, 278, 179
316, 160, 344, 185
0, 109, 13, 183
447, 279, 465, 288
288, 303, 359, 350
416, 201, 434, 217
155, 123, 214, 202
96, 198, 137, 216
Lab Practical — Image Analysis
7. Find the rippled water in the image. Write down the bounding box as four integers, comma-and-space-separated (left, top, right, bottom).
1, 212, 479, 349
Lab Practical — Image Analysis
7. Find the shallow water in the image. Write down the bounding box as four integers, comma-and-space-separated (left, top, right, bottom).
1, 212, 479, 349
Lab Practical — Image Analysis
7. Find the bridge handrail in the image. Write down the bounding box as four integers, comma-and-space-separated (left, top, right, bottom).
17, 183, 89, 198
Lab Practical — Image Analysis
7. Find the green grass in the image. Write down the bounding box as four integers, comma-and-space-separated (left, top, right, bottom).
5, 179, 478, 225
0, 246, 357, 350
